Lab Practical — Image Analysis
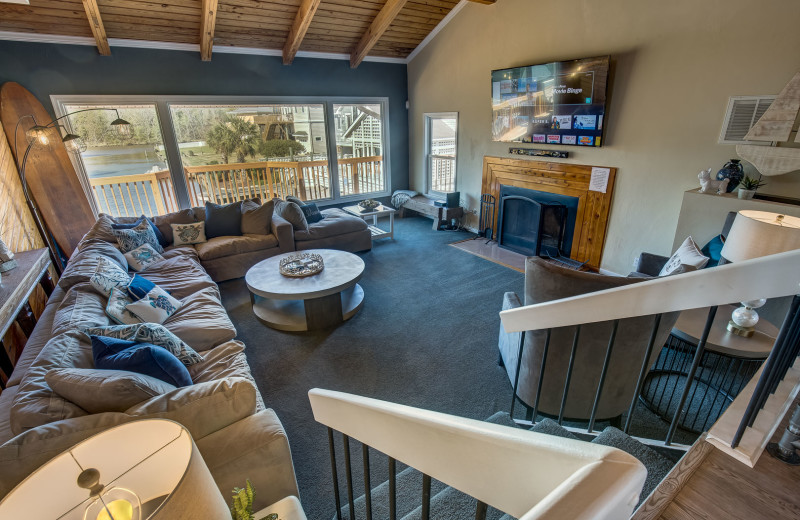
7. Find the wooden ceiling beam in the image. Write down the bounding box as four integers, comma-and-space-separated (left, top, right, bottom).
200, 0, 218, 61
283, 0, 322, 65
81, 0, 111, 55
350, 0, 408, 68
467, 0, 496, 4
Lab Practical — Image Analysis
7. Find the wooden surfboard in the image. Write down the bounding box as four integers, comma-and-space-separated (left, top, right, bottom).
0, 82, 95, 257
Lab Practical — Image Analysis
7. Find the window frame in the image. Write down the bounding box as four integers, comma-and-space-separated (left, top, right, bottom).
424, 112, 458, 197
51, 94, 392, 211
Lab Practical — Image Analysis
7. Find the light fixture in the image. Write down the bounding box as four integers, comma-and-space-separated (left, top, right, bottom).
720, 211, 800, 337
0, 419, 230, 519
12, 107, 133, 273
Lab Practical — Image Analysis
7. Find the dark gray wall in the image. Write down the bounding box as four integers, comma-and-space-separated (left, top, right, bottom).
0, 40, 409, 191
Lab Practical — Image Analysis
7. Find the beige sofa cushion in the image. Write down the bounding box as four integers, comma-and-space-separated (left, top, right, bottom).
78, 214, 117, 247
10, 331, 92, 434
58, 240, 127, 291
0, 378, 257, 499
165, 287, 237, 350
189, 341, 265, 411
241, 199, 274, 235
51, 284, 112, 336
44, 368, 177, 413
133, 253, 217, 299
194, 234, 278, 261
294, 208, 368, 241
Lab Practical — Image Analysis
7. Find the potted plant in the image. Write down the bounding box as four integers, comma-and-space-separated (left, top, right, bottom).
738, 175, 766, 200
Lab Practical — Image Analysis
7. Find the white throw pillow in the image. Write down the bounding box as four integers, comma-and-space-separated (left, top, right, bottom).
125, 286, 182, 324
171, 222, 206, 246
659, 236, 710, 276
105, 287, 141, 325
89, 256, 130, 297
124, 243, 164, 272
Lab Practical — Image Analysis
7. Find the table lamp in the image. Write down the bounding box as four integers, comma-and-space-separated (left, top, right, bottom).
720, 211, 800, 337
0, 419, 230, 519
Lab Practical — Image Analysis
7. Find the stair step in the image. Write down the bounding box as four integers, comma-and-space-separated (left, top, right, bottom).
334, 466, 447, 520
401, 486, 512, 520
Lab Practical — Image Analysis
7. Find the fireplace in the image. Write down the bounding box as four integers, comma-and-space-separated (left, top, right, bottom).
497, 185, 579, 257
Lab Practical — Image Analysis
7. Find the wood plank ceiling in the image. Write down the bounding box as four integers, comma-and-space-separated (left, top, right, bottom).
0, 0, 496, 66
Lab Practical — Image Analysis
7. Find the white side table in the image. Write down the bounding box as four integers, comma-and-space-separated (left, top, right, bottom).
343, 204, 396, 240
255, 496, 307, 520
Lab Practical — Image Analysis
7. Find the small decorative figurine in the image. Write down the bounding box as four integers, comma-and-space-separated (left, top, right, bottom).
698, 167, 730, 195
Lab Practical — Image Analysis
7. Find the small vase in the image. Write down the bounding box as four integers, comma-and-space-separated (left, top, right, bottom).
738, 188, 755, 200
716, 159, 744, 192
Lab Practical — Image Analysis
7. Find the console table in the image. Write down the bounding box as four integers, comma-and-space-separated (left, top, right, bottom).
0, 248, 54, 388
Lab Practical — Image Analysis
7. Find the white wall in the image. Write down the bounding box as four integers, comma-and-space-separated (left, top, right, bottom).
408, 0, 800, 273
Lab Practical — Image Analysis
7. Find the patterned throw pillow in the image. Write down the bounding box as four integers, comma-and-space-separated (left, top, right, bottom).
171, 222, 207, 246
113, 219, 164, 254
83, 323, 203, 366
90, 256, 131, 297
124, 274, 181, 324
124, 243, 164, 272
106, 287, 141, 325
299, 202, 324, 224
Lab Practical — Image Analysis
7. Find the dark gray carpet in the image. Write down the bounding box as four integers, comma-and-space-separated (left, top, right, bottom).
218, 216, 697, 519
218, 217, 524, 520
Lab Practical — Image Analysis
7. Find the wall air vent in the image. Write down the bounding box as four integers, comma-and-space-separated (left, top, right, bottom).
719, 96, 776, 145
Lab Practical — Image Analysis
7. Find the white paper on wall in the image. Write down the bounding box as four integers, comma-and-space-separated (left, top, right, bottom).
589, 167, 610, 193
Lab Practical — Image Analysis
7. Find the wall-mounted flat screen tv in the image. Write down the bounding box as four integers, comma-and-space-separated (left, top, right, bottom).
491, 55, 610, 147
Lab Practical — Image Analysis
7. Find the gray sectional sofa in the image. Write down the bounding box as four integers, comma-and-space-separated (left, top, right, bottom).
0, 214, 302, 510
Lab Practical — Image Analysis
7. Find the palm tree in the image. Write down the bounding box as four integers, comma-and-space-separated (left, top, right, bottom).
205, 115, 260, 164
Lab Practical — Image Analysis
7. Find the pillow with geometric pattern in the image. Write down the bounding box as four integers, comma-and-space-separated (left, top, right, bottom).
124, 243, 164, 272
113, 219, 164, 254
90, 256, 131, 297
82, 322, 203, 366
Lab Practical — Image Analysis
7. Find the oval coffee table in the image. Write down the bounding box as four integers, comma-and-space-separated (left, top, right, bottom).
245, 249, 365, 332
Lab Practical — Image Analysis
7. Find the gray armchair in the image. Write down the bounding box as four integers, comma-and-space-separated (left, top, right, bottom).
499, 257, 680, 422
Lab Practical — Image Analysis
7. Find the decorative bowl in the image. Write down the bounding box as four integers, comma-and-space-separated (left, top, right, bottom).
279, 252, 324, 278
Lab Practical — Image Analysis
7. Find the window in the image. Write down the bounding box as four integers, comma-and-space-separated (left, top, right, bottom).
53, 96, 390, 213
333, 104, 386, 197
170, 104, 331, 202
62, 103, 178, 218
425, 113, 458, 194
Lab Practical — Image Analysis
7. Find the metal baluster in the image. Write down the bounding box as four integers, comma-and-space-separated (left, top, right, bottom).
421, 474, 432, 520
589, 320, 619, 432
328, 428, 343, 520
343, 435, 355, 520
666, 306, 718, 445
362, 444, 372, 520
625, 314, 662, 433
531, 329, 552, 424
475, 501, 488, 520
509, 331, 527, 417
558, 325, 581, 425
388, 457, 397, 520
657, 336, 683, 413
767, 307, 800, 395
699, 356, 735, 432
689, 352, 722, 432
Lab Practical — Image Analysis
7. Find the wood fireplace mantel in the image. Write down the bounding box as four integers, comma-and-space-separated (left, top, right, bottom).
481, 156, 617, 269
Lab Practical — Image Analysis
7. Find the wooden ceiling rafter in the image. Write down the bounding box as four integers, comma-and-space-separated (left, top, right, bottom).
80, 0, 110, 55
200, 0, 219, 61
283, 0, 322, 65
466, 0, 495, 4
350, 0, 408, 68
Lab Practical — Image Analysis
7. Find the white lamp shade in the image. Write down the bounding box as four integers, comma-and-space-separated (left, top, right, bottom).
0, 419, 229, 519
720, 210, 800, 262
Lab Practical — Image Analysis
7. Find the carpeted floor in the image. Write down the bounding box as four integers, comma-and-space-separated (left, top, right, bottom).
218, 216, 697, 520
218, 216, 524, 520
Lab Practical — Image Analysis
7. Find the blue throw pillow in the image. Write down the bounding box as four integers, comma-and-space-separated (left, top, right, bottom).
127, 274, 157, 301
91, 335, 192, 387
205, 201, 242, 238
112, 215, 168, 248
701, 234, 725, 268
299, 203, 324, 224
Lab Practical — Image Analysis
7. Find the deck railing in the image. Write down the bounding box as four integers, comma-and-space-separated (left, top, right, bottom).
88, 156, 383, 217
430, 156, 455, 193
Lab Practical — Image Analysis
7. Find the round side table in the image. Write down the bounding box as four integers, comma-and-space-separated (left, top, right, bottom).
640, 305, 778, 434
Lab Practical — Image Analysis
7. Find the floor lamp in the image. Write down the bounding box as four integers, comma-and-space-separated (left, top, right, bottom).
12, 108, 131, 273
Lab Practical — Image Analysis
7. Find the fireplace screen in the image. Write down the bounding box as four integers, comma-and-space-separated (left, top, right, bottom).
498, 192, 568, 257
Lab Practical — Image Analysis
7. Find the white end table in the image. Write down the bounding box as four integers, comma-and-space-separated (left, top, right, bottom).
343, 204, 396, 240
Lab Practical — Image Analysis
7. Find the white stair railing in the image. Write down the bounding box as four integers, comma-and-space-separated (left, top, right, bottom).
309, 388, 646, 520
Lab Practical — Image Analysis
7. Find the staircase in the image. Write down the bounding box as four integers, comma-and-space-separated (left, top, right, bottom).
332, 413, 675, 520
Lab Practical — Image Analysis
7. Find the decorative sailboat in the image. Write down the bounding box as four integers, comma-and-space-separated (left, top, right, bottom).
736, 71, 800, 176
